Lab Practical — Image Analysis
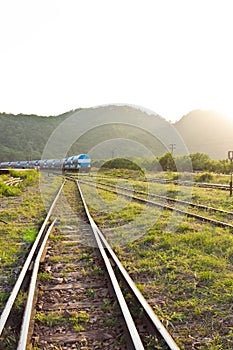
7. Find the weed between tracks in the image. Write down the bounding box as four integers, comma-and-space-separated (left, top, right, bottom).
79, 171, 233, 349
34, 310, 90, 331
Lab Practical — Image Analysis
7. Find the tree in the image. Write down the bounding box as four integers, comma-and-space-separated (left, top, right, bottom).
190, 153, 211, 171
159, 152, 176, 171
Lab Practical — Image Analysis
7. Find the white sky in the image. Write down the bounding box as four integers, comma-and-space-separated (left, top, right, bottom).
0, 0, 233, 122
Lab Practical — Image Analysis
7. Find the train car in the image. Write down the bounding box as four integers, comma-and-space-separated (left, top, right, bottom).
0, 162, 8, 169
0, 154, 91, 172
61, 154, 90, 172
66, 156, 76, 169
15, 161, 22, 168
62, 157, 70, 170
53, 159, 63, 169
76, 154, 91, 173
21, 160, 30, 169
40, 160, 49, 169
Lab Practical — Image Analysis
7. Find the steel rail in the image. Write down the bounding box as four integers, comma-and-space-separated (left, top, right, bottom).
0, 180, 65, 336
79, 180, 233, 230
76, 180, 145, 350
148, 179, 229, 190
84, 178, 233, 217
77, 180, 180, 350
95, 174, 229, 190
17, 220, 56, 350
97, 225, 180, 350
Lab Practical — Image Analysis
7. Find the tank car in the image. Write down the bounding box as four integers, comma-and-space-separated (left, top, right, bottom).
76, 154, 91, 173
0, 154, 91, 172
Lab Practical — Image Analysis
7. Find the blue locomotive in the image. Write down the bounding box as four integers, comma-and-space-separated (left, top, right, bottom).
0, 154, 91, 173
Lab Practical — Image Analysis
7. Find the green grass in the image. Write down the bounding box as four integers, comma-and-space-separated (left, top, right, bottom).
79, 175, 233, 349
87, 288, 95, 298
34, 310, 90, 331
23, 228, 38, 243
0, 181, 21, 196
0, 170, 39, 197
38, 272, 53, 281
34, 311, 66, 327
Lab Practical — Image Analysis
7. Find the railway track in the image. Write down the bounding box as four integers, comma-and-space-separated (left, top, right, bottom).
78, 177, 233, 230
148, 179, 229, 191
96, 174, 230, 191
0, 178, 180, 349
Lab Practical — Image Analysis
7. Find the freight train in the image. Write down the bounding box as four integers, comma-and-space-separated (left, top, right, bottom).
0, 154, 91, 173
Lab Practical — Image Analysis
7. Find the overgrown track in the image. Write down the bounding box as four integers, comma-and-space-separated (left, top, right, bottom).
148, 179, 229, 191
0, 178, 180, 349
31, 181, 127, 349
96, 174, 230, 191
79, 178, 233, 230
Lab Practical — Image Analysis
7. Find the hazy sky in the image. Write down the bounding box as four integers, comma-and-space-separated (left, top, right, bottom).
1, 0, 233, 122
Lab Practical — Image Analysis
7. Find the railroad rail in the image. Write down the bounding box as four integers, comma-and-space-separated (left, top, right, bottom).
95, 174, 230, 191
82, 177, 233, 219
161, 179, 229, 191
0, 180, 65, 349
0, 178, 180, 349
79, 178, 233, 230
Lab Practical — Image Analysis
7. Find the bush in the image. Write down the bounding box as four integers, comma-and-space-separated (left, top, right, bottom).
194, 172, 213, 183
0, 182, 21, 196
9, 169, 38, 186
101, 158, 142, 171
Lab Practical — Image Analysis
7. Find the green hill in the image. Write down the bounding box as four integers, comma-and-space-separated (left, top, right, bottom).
0, 110, 79, 161
0, 106, 169, 161
1, 106, 232, 162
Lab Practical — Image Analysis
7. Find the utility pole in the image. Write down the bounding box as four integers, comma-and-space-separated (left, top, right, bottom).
169, 143, 176, 155
228, 151, 233, 196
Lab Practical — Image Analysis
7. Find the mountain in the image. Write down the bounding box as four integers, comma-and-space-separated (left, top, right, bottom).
0, 107, 233, 162
0, 109, 81, 161
0, 106, 168, 161
174, 110, 233, 159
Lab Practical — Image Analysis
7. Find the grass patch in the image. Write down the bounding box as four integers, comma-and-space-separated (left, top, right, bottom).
34, 310, 90, 331
34, 311, 66, 327
0, 170, 39, 197
0, 182, 21, 196
80, 174, 233, 349
38, 272, 53, 281
23, 228, 37, 243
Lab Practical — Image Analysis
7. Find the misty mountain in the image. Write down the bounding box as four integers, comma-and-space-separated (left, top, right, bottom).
0, 105, 185, 161
0, 106, 232, 161
174, 110, 233, 159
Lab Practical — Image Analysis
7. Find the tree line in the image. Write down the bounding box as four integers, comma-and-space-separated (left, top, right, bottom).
92, 152, 232, 174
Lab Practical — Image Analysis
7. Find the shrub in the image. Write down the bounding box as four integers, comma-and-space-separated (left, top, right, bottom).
194, 172, 213, 183
0, 182, 21, 196
9, 169, 38, 185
